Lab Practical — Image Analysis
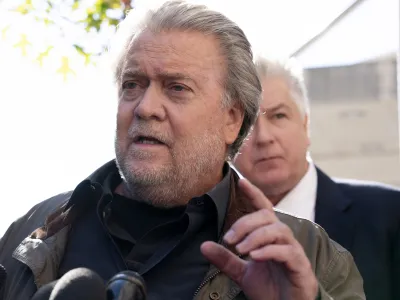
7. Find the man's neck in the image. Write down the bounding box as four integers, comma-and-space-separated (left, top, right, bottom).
114, 165, 225, 207
268, 192, 289, 207
266, 160, 310, 207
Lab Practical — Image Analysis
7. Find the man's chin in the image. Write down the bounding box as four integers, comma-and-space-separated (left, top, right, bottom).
125, 168, 169, 186
257, 172, 290, 191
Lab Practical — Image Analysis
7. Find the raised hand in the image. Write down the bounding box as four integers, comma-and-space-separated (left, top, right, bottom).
201, 178, 318, 300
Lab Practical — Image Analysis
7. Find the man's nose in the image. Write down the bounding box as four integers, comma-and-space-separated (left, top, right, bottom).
133, 83, 166, 121
253, 118, 274, 146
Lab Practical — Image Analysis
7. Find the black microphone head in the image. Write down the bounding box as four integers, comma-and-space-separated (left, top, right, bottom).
31, 280, 58, 300
50, 268, 106, 300
106, 271, 146, 300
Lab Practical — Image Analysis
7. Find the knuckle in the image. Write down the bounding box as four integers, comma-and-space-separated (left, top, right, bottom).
259, 208, 270, 219
246, 231, 257, 244
231, 218, 248, 233
230, 222, 242, 234
261, 225, 270, 238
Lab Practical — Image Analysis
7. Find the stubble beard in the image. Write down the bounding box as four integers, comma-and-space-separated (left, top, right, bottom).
115, 131, 226, 208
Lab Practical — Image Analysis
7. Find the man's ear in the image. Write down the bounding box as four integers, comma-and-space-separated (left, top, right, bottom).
303, 114, 310, 146
224, 103, 244, 145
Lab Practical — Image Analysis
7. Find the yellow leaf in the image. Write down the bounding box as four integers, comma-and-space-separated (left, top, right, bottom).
13, 1, 34, 15
72, 2, 79, 10
1, 25, 10, 40
56, 56, 76, 81
13, 34, 31, 56
36, 46, 53, 67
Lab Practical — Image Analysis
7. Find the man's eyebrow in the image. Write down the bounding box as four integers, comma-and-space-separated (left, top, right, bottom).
260, 103, 288, 114
121, 68, 145, 79
121, 68, 197, 86
121, 68, 194, 82
156, 71, 194, 82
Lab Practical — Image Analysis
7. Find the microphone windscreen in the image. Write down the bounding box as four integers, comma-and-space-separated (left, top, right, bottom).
107, 271, 146, 300
31, 281, 58, 300
49, 268, 106, 300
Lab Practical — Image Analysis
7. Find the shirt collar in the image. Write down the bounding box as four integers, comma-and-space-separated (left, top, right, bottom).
275, 160, 318, 221
99, 161, 232, 238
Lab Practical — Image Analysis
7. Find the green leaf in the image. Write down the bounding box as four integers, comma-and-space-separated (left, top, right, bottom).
11, 0, 128, 70
108, 18, 120, 26
73, 44, 85, 55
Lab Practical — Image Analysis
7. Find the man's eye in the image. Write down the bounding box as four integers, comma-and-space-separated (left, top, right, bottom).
275, 113, 286, 119
168, 83, 190, 92
173, 86, 184, 92
170, 84, 186, 92
122, 81, 138, 89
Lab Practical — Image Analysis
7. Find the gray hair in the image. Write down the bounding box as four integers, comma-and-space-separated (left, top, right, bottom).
255, 55, 310, 118
108, 0, 262, 159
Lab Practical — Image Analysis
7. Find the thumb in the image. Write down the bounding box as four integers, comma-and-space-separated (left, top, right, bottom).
201, 241, 246, 283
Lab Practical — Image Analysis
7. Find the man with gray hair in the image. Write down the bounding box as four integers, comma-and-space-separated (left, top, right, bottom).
234, 55, 400, 300
0, 1, 364, 299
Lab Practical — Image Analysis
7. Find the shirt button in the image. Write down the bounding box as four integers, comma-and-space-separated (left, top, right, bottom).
103, 207, 111, 218
209, 292, 220, 300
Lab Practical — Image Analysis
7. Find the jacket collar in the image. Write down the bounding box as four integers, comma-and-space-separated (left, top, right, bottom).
13, 160, 246, 289
314, 167, 356, 250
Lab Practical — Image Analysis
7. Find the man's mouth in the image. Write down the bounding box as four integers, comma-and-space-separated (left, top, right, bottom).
134, 135, 164, 145
256, 156, 280, 163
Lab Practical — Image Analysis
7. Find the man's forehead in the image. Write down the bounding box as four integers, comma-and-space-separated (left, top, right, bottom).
121, 57, 207, 82
261, 79, 293, 104
122, 30, 225, 76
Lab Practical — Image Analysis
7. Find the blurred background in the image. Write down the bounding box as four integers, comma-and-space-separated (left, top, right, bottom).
0, 0, 398, 234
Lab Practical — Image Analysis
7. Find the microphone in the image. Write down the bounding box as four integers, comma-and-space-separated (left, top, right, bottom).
0, 264, 7, 300
49, 268, 106, 300
106, 271, 146, 300
31, 281, 58, 300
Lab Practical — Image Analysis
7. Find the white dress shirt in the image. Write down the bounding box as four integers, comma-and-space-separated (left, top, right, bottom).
275, 161, 318, 222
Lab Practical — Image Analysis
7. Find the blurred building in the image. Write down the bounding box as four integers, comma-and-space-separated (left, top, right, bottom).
305, 54, 400, 186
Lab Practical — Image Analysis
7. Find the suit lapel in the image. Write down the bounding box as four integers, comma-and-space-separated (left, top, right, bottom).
314, 167, 356, 251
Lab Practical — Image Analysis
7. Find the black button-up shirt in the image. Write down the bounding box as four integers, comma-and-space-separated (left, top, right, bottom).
104, 164, 232, 300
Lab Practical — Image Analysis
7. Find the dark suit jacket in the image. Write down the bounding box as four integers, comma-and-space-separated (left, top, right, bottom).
315, 167, 400, 300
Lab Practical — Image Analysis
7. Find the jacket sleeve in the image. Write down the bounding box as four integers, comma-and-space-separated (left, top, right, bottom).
318, 240, 365, 300
0, 196, 64, 258
0, 222, 16, 254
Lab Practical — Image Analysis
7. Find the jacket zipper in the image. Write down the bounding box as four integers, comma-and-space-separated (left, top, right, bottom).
193, 253, 245, 299
193, 269, 221, 298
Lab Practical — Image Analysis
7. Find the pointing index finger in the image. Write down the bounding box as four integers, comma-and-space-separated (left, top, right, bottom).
238, 178, 274, 211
